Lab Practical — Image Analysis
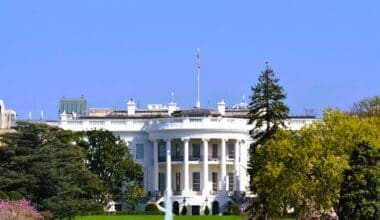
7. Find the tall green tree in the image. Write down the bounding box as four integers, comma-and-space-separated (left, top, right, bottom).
338, 141, 380, 220
247, 63, 289, 149
0, 122, 103, 219
78, 130, 144, 209
247, 64, 289, 218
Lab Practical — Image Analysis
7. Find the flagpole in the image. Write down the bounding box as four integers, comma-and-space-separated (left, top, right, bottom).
196, 48, 201, 108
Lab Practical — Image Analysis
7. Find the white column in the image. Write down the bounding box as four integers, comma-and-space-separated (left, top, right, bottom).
202, 138, 209, 196
182, 138, 190, 195
234, 140, 240, 191
165, 139, 172, 196
220, 138, 227, 193
153, 140, 159, 192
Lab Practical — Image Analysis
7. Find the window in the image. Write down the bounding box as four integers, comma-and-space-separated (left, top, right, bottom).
212, 172, 218, 191
212, 144, 218, 158
158, 143, 166, 162
228, 172, 234, 191
175, 172, 181, 192
192, 172, 200, 191
192, 144, 200, 159
228, 144, 235, 159
159, 173, 165, 192
136, 144, 144, 159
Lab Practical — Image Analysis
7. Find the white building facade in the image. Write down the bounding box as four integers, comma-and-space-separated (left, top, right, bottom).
60, 99, 316, 215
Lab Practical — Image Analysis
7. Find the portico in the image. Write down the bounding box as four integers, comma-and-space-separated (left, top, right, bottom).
152, 137, 244, 198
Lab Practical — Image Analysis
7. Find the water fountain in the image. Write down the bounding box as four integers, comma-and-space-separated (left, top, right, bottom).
164, 192, 173, 220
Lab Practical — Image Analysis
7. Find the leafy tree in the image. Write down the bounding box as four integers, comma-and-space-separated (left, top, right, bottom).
77, 130, 144, 209
247, 63, 289, 218
338, 141, 380, 220
351, 96, 380, 117
249, 110, 380, 219
247, 63, 289, 149
0, 122, 103, 218
204, 205, 210, 215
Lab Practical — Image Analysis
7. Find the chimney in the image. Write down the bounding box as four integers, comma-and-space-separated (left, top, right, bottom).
127, 99, 136, 116
217, 100, 226, 116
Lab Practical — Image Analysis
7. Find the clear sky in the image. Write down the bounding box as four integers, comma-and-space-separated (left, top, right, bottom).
0, 1, 379, 120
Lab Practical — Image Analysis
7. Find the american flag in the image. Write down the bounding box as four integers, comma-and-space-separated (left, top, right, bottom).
197, 48, 201, 69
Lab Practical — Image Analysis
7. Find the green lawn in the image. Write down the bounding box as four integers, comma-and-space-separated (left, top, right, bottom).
75, 215, 242, 220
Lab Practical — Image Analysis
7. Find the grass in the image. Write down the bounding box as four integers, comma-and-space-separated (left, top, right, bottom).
75, 215, 243, 220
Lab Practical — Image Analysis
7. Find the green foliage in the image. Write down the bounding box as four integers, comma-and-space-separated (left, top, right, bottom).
204, 205, 210, 215
78, 130, 144, 208
7, 191, 23, 200
248, 64, 289, 149
181, 205, 187, 215
228, 203, 240, 216
338, 141, 380, 220
0, 122, 103, 218
145, 203, 159, 212
0, 190, 8, 200
248, 110, 380, 219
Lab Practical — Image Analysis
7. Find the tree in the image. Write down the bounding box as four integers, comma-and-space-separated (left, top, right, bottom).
247, 63, 289, 149
338, 141, 380, 220
77, 130, 144, 209
247, 63, 289, 218
248, 110, 380, 219
0, 122, 103, 218
351, 96, 380, 117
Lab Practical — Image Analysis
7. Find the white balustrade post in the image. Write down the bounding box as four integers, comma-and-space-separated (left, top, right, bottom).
202, 138, 209, 196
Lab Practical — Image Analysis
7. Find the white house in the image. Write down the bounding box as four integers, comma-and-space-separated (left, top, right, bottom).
59, 99, 316, 215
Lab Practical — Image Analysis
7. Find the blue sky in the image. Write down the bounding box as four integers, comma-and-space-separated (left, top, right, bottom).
0, 1, 379, 119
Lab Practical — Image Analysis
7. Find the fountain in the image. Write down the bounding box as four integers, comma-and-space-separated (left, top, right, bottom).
164, 192, 173, 220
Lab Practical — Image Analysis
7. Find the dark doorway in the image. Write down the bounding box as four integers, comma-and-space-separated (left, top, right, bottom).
212, 201, 219, 215
173, 201, 179, 215
191, 205, 200, 215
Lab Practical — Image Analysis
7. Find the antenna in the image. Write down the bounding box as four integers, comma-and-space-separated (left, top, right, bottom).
28, 112, 32, 121
196, 48, 201, 108
170, 92, 175, 103
40, 110, 44, 121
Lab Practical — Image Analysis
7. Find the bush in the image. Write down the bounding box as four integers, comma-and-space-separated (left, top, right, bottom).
145, 203, 159, 212
228, 203, 240, 216
7, 191, 23, 200
181, 205, 187, 215
0, 190, 8, 200
204, 205, 210, 215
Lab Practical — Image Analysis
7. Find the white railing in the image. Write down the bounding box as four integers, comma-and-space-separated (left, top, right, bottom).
61, 117, 317, 132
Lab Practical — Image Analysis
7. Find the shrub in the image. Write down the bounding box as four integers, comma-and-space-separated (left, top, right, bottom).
181, 205, 187, 215
228, 203, 240, 215
7, 191, 23, 200
145, 203, 159, 212
204, 205, 210, 215
0, 199, 43, 220
0, 190, 8, 200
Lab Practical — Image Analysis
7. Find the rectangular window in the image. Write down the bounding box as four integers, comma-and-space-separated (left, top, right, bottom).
228, 172, 234, 191
192, 144, 200, 159
158, 143, 166, 162
159, 172, 165, 192
228, 144, 235, 159
192, 172, 200, 191
212, 172, 218, 191
136, 144, 144, 159
175, 172, 181, 192
212, 144, 218, 158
